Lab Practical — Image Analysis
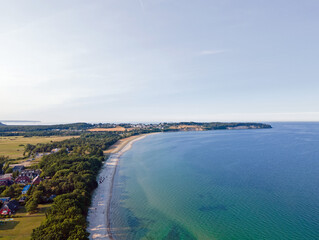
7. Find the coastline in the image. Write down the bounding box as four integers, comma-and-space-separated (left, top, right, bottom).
87, 133, 154, 240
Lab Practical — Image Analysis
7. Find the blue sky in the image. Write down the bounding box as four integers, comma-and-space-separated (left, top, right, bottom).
1, 0, 319, 123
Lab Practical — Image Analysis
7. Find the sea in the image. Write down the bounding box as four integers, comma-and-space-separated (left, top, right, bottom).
109, 122, 319, 240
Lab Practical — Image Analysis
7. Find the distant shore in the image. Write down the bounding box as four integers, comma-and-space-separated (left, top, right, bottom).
87, 133, 155, 240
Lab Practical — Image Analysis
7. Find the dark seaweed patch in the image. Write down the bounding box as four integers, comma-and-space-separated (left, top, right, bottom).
198, 193, 204, 199
163, 224, 197, 240
127, 214, 141, 228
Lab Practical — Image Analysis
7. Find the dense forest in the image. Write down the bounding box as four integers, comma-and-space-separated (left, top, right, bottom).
0, 123, 92, 136
23, 133, 121, 157
0, 123, 92, 132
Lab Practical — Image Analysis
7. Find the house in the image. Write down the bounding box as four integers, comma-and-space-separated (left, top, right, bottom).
48, 194, 56, 201
0, 197, 10, 203
22, 185, 31, 194
0, 200, 19, 215
0, 174, 13, 186
0, 178, 13, 186
32, 175, 43, 185
15, 176, 31, 184
19, 196, 27, 204
12, 165, 24, 173
51, 148, 60, 153
0, 174, 12, 180
19, 169, 41, 179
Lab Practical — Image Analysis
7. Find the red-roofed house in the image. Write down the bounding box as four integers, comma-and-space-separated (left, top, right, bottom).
0, 200, 20, 215
15, 176, 31, 184
0, 174, 13, 186
19, 169, 41, 179
32, 176, 43, 185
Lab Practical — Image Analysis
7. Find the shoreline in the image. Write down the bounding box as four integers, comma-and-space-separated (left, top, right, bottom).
87, 133, 154, 240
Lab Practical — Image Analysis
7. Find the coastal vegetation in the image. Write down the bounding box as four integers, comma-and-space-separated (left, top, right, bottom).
30, 151, 103, 239
19, 133, 121, 239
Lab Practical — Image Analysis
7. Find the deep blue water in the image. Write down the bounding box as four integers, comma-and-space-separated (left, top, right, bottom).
109, 122, 319, 239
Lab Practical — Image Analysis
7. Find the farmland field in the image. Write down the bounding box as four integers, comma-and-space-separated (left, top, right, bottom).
0, 136, 79, 159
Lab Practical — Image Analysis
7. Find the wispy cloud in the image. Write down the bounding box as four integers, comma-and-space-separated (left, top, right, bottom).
198, 50, 227, 56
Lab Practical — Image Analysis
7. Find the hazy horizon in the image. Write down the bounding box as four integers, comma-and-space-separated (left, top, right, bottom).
1, 1, 319, 122
1, 119, 319, 126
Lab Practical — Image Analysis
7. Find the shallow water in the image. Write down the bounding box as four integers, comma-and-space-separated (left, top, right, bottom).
109, 122, 319, 240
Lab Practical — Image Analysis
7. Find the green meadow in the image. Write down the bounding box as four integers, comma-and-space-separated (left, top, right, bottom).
0, 204, 51, 240
0, 136, 77, 159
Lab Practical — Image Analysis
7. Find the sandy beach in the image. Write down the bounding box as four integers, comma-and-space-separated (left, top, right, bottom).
87, 134, 152, 240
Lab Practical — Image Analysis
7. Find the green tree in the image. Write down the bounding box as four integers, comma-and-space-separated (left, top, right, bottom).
32, 190, 44, 203
2, 162, 10, 173
0, 185, 7, 195
0, 155, 9, 162
1, 186, 15, 197
1, 184, 23, 198
27, 185, 33, 196
5, 167, 13, 173
26, 199, 38, 213
12, 170, 19, 178
0, 156, 9, 174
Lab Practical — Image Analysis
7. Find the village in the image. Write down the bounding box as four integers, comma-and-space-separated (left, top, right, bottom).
0, 148, 61, 221
0, 167, 43, 216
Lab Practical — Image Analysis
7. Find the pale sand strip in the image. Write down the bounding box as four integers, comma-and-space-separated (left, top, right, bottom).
87, 134, 154, 240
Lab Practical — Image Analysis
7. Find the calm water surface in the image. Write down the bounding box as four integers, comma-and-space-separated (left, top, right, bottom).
109, 122, 319, 240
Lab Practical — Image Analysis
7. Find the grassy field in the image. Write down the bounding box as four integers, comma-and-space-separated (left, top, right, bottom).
0, 204, 51, 240
0, 136, 79, 159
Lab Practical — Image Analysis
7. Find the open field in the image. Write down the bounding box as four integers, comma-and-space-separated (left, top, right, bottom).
0, 204, 51, 240
0, 136, 79, 159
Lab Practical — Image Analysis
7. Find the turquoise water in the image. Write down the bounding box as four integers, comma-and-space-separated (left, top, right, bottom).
109, 123, 319, 240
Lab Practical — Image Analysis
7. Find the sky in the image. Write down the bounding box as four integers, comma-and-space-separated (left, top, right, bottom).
1, 0, 319, 123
